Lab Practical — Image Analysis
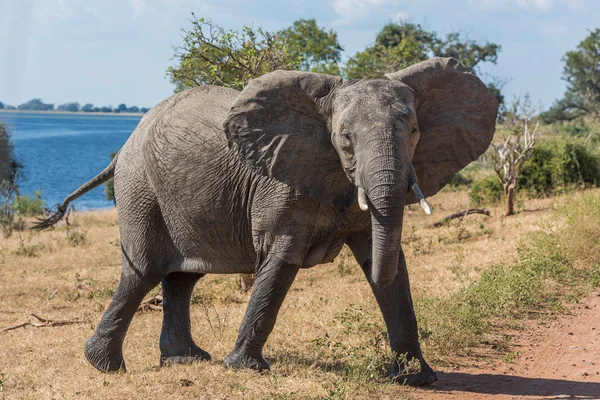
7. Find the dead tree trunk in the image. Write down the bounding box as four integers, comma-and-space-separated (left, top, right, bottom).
492, 97, 539, 217
504, 184, 515, 216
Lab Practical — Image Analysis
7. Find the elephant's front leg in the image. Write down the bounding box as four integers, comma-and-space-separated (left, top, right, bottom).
364, 251, 437, 386
224, 259, 299, 371
347, 232, 437, 386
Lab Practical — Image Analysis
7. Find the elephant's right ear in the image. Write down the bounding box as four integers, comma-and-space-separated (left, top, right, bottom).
224, 70, 355, 208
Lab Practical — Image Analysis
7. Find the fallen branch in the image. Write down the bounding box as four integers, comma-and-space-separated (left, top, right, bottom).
0, 313, 84, 332
432, 208, 491, 228
138, 295, 163, 312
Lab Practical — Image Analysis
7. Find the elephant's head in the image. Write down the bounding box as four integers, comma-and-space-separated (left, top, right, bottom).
224, 57, 498, 286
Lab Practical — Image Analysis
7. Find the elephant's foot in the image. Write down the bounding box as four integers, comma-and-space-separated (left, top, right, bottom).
160, 343, 211, 366
223, 351, 269, 372
389, 357, 437, 387
84, 335, 126, 373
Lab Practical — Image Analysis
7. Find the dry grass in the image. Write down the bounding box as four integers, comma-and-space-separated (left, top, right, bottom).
0, 189, 586, 399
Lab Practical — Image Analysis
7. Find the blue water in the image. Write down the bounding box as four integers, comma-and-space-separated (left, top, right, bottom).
0, 111, 142, 209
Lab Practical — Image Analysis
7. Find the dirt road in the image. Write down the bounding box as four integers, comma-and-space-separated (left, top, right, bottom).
414, 293, 600, 399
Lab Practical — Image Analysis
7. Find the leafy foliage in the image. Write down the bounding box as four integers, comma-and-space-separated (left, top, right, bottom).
1, 122, 23, 235
12, 189, 45, 217
167, 14, 301, 92
543, 29, 600, 123
446, 172, 473, 190
344, 23, 500, 81
518, 139, 600, 196
104, 151, 118, 202
57, 102, 81, 112
469, 176, 503, 206
277, 19, 343, 75
18, 99, 54, 111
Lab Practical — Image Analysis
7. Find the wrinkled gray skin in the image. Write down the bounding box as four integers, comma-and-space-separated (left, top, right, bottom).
38, 58, 497, 386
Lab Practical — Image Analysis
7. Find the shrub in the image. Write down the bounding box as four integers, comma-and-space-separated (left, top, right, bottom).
469, 176, 502, 206
67, 229, 87, 247
447, 172, 473, 189
518, 140, 600, 196
12, 189, 45, 217
104, 151, 117, 202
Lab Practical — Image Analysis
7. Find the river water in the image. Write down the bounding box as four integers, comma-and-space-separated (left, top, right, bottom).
0, 111, 142, 210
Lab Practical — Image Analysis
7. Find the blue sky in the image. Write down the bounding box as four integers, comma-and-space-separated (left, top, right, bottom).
0, 0, 597, 110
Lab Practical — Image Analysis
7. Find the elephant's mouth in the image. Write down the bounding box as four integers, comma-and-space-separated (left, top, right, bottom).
357, 164, 431, 215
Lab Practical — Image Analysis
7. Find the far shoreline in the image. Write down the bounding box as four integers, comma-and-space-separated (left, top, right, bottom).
0, 109, 145, 117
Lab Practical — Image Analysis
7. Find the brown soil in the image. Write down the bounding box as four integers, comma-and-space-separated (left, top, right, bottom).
415, 293, 600, 399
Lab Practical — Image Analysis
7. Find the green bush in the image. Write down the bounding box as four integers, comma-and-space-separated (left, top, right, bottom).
12, 189, 45, 217
447, 172, 473, 189
518, 140, 600, 196
104, 151, 117, 202
469, 176, 503, 206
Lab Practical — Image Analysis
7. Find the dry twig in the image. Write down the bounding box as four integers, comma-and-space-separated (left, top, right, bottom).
137, 295, 163, 312
0, 313, 83, 332
432, 208, 491, 227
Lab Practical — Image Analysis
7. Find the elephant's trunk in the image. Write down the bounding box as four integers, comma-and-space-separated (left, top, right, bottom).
358, 143, 408, 287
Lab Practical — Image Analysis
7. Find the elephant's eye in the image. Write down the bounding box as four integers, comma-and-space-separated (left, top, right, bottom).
411, 127, 418, 135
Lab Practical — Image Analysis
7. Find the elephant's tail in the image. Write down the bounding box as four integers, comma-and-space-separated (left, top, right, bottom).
32, 151, 120, 230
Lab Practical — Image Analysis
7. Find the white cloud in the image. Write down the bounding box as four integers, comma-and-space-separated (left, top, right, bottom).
129, 0, 147, 19
393, 11, 409, 23
561, 0, 585, 9
333, 0, 404, 23
469, 0, 554, 11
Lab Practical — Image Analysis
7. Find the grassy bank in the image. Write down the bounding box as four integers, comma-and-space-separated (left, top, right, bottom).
1, 189, 599, 399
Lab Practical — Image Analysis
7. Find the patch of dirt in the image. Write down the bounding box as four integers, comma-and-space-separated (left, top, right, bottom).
415, 293, 600, 399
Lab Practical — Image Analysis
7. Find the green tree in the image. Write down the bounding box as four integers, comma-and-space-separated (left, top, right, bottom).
277, 19, 343, 75
167, 14, 301, 92
81, 103, 94, 112
543, 29, 600, 124
104, 151, 117, 203
344, 22, 501, 84
18, 99, 54, 111
1, 122, 23, 234
0, 101, 4, 110
57, 102, 80, 112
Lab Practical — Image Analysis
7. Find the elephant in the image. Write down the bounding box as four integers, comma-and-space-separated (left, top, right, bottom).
36, 57, 497, 386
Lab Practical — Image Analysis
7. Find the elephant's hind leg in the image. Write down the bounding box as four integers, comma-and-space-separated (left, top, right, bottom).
160, 272, 211, 366
85, 267, 163, 373
85, 195, 170, 372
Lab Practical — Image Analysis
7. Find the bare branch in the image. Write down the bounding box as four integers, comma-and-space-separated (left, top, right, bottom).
432, 208, 491, 227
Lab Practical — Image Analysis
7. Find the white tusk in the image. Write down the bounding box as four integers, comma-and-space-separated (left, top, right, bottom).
419, 198, 432, 215
412, 183, 432, 215
358, 187, 369, 211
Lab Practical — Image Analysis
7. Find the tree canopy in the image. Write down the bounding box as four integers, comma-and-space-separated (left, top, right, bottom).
0, 122, 21, 204
18, 99, 54, 111
57, 102, 80, 112
167, 14, 301, 92
167, 18, 502, 103
277, 19, 343, 75
543, 29, 600, 124
344, 23, 500, 80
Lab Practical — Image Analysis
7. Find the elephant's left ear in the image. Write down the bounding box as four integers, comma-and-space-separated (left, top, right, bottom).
386, 57, 498, 201
224, 70, 355, 208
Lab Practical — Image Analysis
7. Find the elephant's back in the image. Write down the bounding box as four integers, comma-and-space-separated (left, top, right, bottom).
135, 85, 238, 146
